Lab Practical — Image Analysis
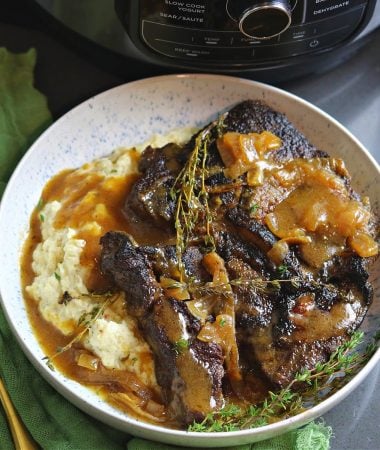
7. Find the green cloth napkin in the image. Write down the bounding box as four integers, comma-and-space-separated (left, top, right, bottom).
0, 47, 52, 196
0, 48, 332, 450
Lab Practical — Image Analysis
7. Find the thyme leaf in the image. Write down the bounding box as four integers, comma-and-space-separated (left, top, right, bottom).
188, 277, 300, 298
37, 197, 44, 210
173, 338, 189, 355
54, 271, 61, 281
277, 264, 288, 276
249, 204, 259, 216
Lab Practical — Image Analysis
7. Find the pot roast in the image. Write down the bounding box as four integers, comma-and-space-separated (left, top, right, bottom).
100, 100, 378, 426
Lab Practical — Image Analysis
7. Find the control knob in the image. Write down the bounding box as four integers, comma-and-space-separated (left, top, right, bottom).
226, 1, 293, 40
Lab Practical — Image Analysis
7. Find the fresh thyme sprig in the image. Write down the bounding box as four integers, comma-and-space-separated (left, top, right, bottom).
294, 329, 377, 392
188, 277, 301, 298
170, 114, 226, 281
188, 330, 379, 432
43, 292, 118, 370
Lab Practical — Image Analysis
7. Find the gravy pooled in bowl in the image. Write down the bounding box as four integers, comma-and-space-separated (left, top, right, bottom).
22, 101, 378, 430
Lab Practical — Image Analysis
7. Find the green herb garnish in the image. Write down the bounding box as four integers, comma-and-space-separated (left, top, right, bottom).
170, 115, 226, 281
188, 277, 299, 298
37, 197, 44, 210
43, 292, 117, 369
249, 204, 259, 216
173, 338, 189, 355
188, 330, 379, 432
277, 264, 288, 276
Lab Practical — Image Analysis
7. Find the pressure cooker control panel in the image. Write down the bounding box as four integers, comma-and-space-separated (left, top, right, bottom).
120, 1, 371, 65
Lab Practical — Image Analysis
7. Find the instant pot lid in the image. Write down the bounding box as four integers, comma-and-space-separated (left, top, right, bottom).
30, 0, 380, 83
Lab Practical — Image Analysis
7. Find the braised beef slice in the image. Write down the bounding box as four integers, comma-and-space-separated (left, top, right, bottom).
100, 231, 157, 317
123, 143, 184, 228
226, 257, 274, 329
215, 230, 272, 276
222, 205, 372, 387
143, 297, 224, 424
226, 207, 277, 252
100, 231, 224, 424
142, 245, 210, 283
320, 254, 373, 305
244, 332, 345, 387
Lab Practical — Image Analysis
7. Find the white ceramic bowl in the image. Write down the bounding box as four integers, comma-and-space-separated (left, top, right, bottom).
0, 74, 379, 447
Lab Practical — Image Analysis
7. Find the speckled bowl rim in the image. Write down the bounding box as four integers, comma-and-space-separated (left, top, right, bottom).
0, 74, 379, 447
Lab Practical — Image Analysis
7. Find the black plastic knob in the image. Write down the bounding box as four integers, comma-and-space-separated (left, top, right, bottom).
227, 1, 292, 40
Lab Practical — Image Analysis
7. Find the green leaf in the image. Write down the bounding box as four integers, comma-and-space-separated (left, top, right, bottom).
249, 204, 259, 215
277, 264, 288, 275
173, 338, 189, 355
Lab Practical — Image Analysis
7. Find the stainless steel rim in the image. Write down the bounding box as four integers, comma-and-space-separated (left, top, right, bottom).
239, 2, 292, 40
226, 0, 298, 21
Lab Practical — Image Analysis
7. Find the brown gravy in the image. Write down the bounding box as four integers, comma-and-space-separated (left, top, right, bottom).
20, 151, 169, 422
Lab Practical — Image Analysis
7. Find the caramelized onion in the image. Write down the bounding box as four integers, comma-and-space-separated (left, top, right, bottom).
72, 362, 154, 401
76, 352, 99, 371
267, 235, 311, 265
348, 231, 379, 257
216, 131, 281, 180
265, 180, 378, 266
186, 298, 211, 323
109, 392, 166, 422
203, 252, 229, 284
202, 252, 241, 381
197, 314, 233, 345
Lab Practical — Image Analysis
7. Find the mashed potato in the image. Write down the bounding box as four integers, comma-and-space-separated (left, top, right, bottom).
25, 129, 195, 388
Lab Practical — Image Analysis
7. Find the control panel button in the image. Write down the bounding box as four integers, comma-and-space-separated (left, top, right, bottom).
142, 20, 196, 47
141, 21, 269, 54
192, 30, 235, 47
262, 26, 358, 59
280, 5, 365, 43
305, 0, 367, 22
141, 24, 257, 61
